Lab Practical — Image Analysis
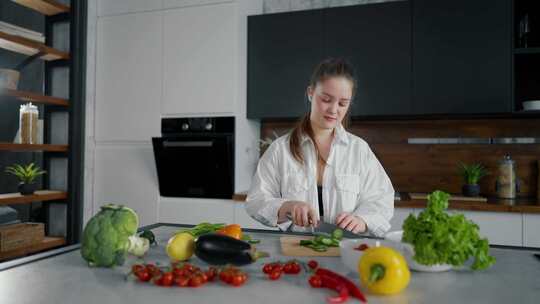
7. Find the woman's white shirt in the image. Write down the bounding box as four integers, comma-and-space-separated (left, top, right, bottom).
245, 124, 395, 237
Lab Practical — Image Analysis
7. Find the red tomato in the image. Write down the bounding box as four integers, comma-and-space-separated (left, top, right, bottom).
189, 275, 204, 287
309, 275, 323, 288
307, 260, 319, 270
135, 269, 151, 282
262, 264, 273, 274
283, 263, 294, 274
161, 272, 174, 286
174, 276, 189, 287
269, 269, 282, 280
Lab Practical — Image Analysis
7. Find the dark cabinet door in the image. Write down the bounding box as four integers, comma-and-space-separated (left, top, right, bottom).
412, 0, 511, 114
325, 1, 412, 116
247, 10, 324, 119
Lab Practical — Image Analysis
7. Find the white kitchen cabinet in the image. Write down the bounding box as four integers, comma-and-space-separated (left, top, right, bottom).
523, 214, 540, 248
460, 211, 522, 246
97, 0, 162, 17
96, 12, 162, 142
233, 203, 279, 231
162, 3, 237, 115
94, 145, 159, 227
159, 197, 235, 225
163, 0, 233, 9
389, 208, 416, 232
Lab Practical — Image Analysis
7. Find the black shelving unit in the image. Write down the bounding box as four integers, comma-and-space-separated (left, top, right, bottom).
0, 0, 86, 261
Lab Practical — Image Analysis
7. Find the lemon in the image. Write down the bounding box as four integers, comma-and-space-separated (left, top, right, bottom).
166, 232, 195, 261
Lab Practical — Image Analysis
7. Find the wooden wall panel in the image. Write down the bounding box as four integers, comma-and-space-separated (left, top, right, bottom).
261, 119, 540, 197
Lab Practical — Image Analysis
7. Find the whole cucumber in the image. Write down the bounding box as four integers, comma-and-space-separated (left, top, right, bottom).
194, 233, 268, 266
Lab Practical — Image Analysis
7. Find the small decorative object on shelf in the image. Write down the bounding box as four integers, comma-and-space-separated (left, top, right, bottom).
18, 102, 39, 144
5, 162, 46, 195
458, 162, 488, 197
496, 155, 520, 199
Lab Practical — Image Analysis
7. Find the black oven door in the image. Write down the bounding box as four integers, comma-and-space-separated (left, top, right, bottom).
152, 135, 234, 199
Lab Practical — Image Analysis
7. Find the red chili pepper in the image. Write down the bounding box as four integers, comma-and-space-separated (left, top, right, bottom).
316, 268, 367, 303
319, 275, 349, 304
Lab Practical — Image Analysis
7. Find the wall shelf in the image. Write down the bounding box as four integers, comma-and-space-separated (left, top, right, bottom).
0, 30, 69, 61
11, 0, 70, 16
515, 48, 540, 55
0, 143, 68, 152
0, 237, 66, 261
3, 89, 68, 106
0, 190, 67, 206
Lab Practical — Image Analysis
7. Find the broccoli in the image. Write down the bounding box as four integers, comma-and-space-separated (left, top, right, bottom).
81, 204, 149, 267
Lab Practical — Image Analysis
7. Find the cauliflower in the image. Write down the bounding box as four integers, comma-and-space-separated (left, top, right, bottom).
81, 204, 148, 267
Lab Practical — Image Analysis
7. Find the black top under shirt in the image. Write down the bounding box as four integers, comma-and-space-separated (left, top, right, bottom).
317, 185, 324, 216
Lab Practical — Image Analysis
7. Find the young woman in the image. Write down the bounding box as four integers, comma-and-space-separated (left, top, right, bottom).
246, 58, 394, 237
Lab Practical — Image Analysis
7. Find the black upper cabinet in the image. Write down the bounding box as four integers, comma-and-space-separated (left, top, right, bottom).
247, 10, 324, 119
412, 0, 512, 114
325, 1, 412, 116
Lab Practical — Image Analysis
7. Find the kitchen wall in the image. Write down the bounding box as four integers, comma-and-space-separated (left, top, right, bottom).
84, 0, 262, 227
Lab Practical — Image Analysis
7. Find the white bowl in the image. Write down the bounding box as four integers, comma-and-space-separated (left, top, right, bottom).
385, 231, 452, 272
339, 238, 402, 273
523, 100, 540, 111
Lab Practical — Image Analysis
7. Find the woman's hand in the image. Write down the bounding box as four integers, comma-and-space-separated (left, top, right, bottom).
335, 212, 367, 234
278, 201, 319, 227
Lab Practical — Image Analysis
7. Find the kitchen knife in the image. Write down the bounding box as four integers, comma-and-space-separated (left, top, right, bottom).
286, 214, 363, 238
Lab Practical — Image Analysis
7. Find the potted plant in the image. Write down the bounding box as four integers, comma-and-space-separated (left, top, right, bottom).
458, 162, 488, 197
5, 163, 46, 195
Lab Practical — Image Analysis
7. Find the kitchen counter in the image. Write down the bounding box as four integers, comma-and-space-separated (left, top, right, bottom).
1, 224, 539, 304
233, 192, 540, 213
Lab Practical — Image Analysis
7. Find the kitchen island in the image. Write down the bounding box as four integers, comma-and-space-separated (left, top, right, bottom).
0, 224, 538, 304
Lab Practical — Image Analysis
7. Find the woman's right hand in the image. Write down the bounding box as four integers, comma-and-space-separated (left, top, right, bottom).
278, 201, 319, 227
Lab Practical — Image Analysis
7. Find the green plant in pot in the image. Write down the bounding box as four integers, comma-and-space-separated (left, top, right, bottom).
458, 162, 488, 197
5, 163, 46, 195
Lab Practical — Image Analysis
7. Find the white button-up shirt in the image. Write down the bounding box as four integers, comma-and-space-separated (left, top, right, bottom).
246, 124, 394, 237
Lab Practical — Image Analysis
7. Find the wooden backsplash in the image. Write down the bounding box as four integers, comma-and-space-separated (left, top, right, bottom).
261, 119, 540, 197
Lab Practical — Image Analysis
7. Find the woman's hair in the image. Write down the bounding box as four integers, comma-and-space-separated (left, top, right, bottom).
289, 58, 357, 165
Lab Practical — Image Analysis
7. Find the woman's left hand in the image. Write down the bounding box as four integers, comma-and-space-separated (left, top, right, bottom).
335, 212, 367, 234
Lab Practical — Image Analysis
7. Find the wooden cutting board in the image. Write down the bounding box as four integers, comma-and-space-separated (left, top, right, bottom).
280, 236, 340, 257
409, 193, 488, 202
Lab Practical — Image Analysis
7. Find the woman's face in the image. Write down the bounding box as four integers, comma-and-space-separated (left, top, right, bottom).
308, 76, 353, 130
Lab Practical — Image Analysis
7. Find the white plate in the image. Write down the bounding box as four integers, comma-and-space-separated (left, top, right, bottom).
385, 231, 452, 272
522, 100, 540, 111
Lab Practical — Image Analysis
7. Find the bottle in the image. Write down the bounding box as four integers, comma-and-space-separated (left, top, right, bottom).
19, 103, 38, 144
495, 155, 519, 199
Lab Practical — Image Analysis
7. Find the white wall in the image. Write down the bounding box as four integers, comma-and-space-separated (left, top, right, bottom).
85, 0, 262, 227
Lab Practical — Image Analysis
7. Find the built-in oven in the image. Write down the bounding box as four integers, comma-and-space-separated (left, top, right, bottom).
152, 117, 234, 199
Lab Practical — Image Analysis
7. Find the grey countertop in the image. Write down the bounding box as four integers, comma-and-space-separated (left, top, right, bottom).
1, 224, 539, 304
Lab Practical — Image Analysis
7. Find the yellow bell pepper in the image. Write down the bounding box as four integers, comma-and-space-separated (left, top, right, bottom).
358, 246, 411, 295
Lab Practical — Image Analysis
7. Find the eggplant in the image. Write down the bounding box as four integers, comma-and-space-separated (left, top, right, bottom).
194, 233, 269, 266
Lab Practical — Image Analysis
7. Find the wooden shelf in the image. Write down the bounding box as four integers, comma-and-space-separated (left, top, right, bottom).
11, 0, 70, 16
515, 47, 540, 55
3, 89, 68, 106
0, 30, 69, 61
0, 237, 66, 261
0, 143, 68, 152
0, 190, 67, 206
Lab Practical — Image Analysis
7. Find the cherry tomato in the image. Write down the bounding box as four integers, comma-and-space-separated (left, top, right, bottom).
309, 275, 323, 288
173, 268, 185, 277
153, 276, 164, 286
132, 264, 144, 274
269, 269, 282, 280
262, 263, 273, 274
189, 275, 204, 287
231, 275, 245, 286
146, 264, 161, 277
291, 263, 301, 274
272, 263, 283, 272
174, 275, 189, 287
135, 269, 151, 282
161, 272, 174, 286
205, 267, 218, 282
308, 260, 319, 270
283, 263, 294, 274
